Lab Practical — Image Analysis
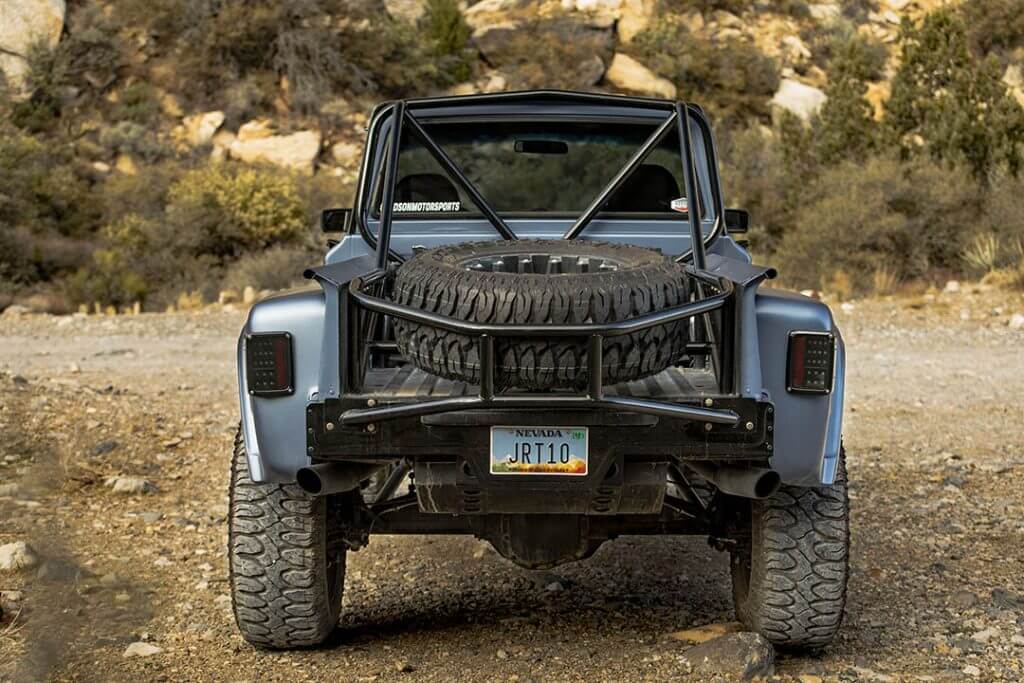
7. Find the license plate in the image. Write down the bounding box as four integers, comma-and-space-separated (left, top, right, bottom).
489, 426, 588, 476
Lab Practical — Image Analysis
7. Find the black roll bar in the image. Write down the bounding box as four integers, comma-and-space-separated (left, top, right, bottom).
366, 97, 713, 267
562, 111, 679, 240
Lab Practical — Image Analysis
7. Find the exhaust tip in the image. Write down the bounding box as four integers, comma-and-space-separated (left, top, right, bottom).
754, 471, 782, 499
295, 467, 324, 495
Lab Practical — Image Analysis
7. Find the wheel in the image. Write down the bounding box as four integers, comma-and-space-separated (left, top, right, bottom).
391, 239, 692, 391
729, 448, 850, 652
228, 428, 345, 648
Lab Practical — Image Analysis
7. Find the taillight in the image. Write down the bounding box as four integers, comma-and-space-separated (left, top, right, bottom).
787, 331, 834, 394
246, 332, 294, 397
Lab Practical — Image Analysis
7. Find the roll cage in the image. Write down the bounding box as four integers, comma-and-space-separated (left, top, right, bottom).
306, 91, 774, 430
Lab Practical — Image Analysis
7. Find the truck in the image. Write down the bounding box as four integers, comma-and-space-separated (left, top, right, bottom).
229, 90, 849, 652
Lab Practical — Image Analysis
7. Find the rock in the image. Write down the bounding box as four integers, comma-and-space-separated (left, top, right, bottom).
236, 118, 275, 142
0, 542, 40, 571
123, 642, 163, 658
159, 92, 184, 117
330, 140, 362, 168
464, 0, 535, 29
971, 627, 999, 644
92, 440, 119, 456
680, 632, 774, 681
799, 675, 824, 683
394, 659, 415, 672
104, 476, 156, 495
566, 0, 622, 10
1, 304, 32, 318
115, 154, 138, 175
992, 587, 1024, 610
92, 161, 111, 174
962, 665, 981, 677
944, 280, 961, 293
781, 35, 811, 62
1008, 313, 1024, 331
865, 81, 890, 121
218, 290, 240, 305
242, 286, 257, 305
182, 110, 225, 146
771, 78, 827, 122
0, 0, 66, 90
384, 0, 427, 23
229, 130, 321, 174
605, 53, 676, 99
616, 0, 655, 43
670, 621, 743, 644
808, 3, 840, 21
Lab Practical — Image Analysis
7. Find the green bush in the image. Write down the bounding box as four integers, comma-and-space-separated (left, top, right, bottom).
774, 156, 982, 290
630, 20, 779, 124
962, 0, 1024, 57
165, 165, 308, 257
886, 9, 1024, 180
811, 30, 880, 165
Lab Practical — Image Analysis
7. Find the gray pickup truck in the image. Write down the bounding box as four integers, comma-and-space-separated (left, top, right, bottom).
230, 90, 848, 652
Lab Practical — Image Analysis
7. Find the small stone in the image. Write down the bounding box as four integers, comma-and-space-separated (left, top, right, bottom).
944, 280, 961, 293
799, 676, 824, 683
105, 476, 157, 495
1009, 313, 1024, 330
162, 437, 182, 448
0, 542, 39, 571
497, 649, 508, 660
140, 511, 162, 524
951, 590, 979, 609
243, 286, 257, 304
1011, 634, 1024, 646
680, 632, 774, 682
670, 621, 743, 644
100, 572, 125, 586
123, 642, 163, 658
69, 362, 81, 374
92, 440, 119, 456
971, 627, 999, 644
962, 664, 980, 677
394, 659, 415, 673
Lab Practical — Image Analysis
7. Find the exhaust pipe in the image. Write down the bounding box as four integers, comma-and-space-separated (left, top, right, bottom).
296, 463, 381, 497
686, 462, 781, 500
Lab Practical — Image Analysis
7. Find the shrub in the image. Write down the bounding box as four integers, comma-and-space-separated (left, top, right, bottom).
961, 0, 1024, 57
886, 9, 1024, 180
98, 121, 169, 162
165, 165, 308, 257
111, 82, 160, 125
630, 20, 779, 124
221, 245, 316, 293
811, 31, 880, 165
426, 0, 474, 83
775, 156, 982, 290
64, 248, 148, 308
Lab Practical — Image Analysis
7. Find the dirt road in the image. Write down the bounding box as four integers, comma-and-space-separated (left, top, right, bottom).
2, 287, 1023, 682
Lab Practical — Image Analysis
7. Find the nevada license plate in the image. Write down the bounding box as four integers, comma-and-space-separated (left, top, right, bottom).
489, 426, 588, 476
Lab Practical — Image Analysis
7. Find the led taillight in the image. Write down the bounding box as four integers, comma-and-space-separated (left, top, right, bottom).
246, 332, 294, 397
787, 331, 834, 394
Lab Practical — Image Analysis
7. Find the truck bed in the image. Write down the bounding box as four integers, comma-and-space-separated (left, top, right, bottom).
359, 364, 718, 400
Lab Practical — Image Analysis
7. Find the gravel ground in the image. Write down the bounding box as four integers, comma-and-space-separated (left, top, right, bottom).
1, 285, 1023, 682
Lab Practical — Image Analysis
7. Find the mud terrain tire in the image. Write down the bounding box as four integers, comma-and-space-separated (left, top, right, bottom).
391, 240, 691, 390
729, 449, 850, 652
228, 428, 345, 648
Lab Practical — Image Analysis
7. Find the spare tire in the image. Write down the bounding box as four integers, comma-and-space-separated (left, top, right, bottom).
390, 239, 692, 391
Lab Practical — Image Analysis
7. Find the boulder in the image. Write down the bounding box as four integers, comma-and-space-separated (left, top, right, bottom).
681, 632, 775, 681
182, 110, 225, 146
330, 140, 362, 168
604, 53, 676, 99
0, 0, 66, 90
0, 541, 40, 571
1003, 64, 1024, 108
229, 130, 322, 174
236, 118, 275, 142
616, 0, 657, 43
384, 0, 427, 23
808, 3, 840, 21
771, 78, 827, 122
464, 0, 536, 29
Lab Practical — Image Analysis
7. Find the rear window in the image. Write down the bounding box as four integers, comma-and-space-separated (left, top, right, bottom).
384, 120, 695, 216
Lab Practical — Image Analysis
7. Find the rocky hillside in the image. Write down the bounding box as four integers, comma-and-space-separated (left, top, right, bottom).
1, 0, 1023, 311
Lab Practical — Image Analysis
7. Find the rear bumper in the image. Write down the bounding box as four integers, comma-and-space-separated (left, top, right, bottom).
306, 398, 773, 515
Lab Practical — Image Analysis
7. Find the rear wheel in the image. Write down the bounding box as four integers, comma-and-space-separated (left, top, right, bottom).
228, 428, 345, 648
729, 449, 850, 652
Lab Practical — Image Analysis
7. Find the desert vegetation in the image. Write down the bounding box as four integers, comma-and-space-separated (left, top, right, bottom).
1, 0, 1023, 311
